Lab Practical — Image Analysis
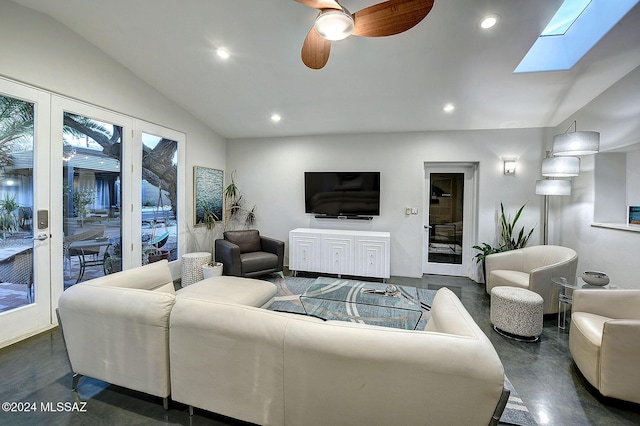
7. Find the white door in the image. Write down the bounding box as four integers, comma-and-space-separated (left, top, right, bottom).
0, 80, 52, 347
423, 163, 477, 277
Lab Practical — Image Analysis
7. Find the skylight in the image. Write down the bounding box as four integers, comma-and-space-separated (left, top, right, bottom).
514, 0, 640, 73
540, 0, 591, 36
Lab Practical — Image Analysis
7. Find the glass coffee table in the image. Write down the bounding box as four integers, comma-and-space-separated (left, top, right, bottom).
300, 277, 424, 330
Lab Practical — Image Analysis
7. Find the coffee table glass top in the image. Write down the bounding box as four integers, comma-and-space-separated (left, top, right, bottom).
300, 277, 423, 330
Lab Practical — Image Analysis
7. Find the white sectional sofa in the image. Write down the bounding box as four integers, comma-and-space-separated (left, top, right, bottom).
170, 284, 508, 426
58, 260, 508, 425
57, 261, 277, 409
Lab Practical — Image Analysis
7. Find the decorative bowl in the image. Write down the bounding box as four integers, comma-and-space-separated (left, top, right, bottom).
581, 271, 609, 286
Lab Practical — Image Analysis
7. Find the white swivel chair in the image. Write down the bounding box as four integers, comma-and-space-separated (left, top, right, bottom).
485, 245, 577, 314
569, 289, 640, 404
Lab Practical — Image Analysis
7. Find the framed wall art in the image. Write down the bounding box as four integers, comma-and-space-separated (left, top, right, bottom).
194, 166, 223, 226
628, 205, 640, 225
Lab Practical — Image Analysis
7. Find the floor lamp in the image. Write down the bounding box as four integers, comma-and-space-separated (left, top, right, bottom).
535, 179, 571, 244
534, 121, 598, 243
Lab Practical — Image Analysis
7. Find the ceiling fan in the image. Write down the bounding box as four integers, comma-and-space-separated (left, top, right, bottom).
295, 0, 434, 69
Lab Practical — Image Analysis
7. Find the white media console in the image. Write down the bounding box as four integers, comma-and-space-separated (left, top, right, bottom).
289, 228, 390, 279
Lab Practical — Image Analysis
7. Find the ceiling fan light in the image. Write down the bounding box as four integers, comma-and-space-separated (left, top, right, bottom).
314, 10, 354, 41
552, 131, 600, 156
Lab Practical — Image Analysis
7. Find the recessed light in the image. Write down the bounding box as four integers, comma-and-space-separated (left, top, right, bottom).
480, 14, 499, 29
216, 48, 230, 59
443, 103, 455, 113
270, 113, 282, 123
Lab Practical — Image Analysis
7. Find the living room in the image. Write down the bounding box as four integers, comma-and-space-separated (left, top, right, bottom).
1, 0, 639, 425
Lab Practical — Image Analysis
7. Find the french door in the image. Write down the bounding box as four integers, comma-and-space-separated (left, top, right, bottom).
50, 98, 133, 312
0, 80, 52, 347
0, 81, 184, 347
0, 87, 135, 347
423, 163, 477, 277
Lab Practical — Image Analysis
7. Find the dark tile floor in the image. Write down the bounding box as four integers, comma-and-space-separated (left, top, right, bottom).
1, 274, 639, 426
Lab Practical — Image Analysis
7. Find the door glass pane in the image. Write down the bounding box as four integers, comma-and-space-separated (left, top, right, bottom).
0, 94, 35, 312
141, 133, 178, 264
428, 173, 464, 264
62, 113, 122, 285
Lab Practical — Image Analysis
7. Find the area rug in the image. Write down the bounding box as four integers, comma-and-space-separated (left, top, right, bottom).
263, 275, 537, 426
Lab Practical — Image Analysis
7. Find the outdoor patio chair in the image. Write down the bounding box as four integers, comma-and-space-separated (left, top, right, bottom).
0, 248, 34, 302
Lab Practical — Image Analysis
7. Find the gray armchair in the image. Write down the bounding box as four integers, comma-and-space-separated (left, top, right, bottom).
215, 230, 284, 278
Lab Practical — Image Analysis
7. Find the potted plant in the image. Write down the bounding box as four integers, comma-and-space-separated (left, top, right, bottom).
499, 202, 534, 251
200, 201, 223, 277
472, 202, 535, 281
104, 241, 122, 274
223, 170, 257, 230
0, 193, 20, 238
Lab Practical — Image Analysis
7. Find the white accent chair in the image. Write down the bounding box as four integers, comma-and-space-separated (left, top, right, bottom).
569, 289, 640, 404
485, 245, 578, 314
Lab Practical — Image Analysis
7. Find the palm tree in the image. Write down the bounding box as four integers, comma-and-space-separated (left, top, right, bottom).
0, 97, 179, 217
0, 95, 34, 166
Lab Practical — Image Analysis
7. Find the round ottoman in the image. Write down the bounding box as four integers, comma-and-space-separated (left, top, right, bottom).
490, 286, 543, 342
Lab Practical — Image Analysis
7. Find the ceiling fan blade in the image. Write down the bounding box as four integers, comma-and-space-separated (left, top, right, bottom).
294, 0, 342, 10
301, 28, 332, 69
352, 0, 434, 37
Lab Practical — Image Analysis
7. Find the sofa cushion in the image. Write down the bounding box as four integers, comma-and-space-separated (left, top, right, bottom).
82, 259, 175, 294
169, 300, 290, 425
224, 230, 261, 253
177, 276, 277, 307
489, 270, 529, 289
282, 305, 505, 426
240, 251, 278, 274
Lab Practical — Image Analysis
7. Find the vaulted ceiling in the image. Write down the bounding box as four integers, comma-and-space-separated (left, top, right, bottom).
10, 0, 640, 139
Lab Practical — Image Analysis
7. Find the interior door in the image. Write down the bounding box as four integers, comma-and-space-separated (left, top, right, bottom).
423, 163, 477, 277
0, 80, 52, 347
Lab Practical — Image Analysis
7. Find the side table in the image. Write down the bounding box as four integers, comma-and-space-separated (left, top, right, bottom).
181, 252, 212, 287
551, 276, 618, 330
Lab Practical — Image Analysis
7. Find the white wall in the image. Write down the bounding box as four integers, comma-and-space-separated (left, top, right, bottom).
0, 1, 226, 255
552, 66, 640, 289
228, 128, 547, 279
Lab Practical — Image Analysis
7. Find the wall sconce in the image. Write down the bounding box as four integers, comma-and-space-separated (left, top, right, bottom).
552, 121, 600, 156
504, 160, 516, 175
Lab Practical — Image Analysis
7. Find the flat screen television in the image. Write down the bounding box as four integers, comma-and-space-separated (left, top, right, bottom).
304, 172, 380, 217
